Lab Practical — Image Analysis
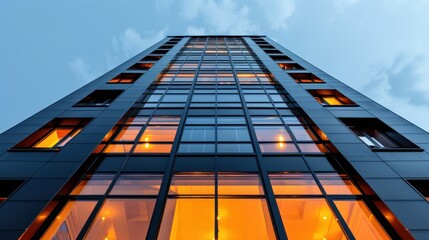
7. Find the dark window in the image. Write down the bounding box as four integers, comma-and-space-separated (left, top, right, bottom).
278, 63, 305, 70
288, 73, 324, 83
74, 90, 123, 107
108, 73, 142, 84
308, 90, 356, 106
407, 180, 429, 201
340, 118, 420, 149
12, 118, 91, 150
0, 180, 25, 204
128, 62, 154, 71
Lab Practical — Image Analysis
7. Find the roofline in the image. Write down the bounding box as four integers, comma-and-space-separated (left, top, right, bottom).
167, 35, 267, 37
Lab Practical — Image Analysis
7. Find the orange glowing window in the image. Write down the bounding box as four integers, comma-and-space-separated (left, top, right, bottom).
133, 143, 172, 153
218, 174, 263, 195
169, 174, 215, 195
269, 173, 322, 195
335, 200, 390, 239
85, 199, 156, 239
110, 174, 163, 195
277, 198, 346, 239
125, 116, 149, 125
103, 143, 133, 153
317, 173, 361, 195
140, 126, 178, 142
259, 143, 299, 153
108, 73, 142, 84
308, 90, 356, 106
218, 199, 276, 240
159, 198, 215, 240
114, 126, 142, 141
13, 118, 90, 150
70, 174, 114, 195
288, 73, 324, 83
41, 201, 97, 240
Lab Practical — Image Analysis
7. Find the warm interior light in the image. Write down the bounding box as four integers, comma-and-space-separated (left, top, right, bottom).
145, 143, 150, 148
278, 135, 284, 141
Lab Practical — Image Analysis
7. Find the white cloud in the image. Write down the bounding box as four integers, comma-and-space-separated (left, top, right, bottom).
114, 28, 167, 58
257, 0, 295, 30
186, 26, 206, 35
69, 57, 98, 83
180, 0, 259, 34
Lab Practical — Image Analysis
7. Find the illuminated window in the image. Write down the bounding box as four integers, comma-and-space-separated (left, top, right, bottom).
74, 90, 123, 107
110, 174, 163, 195
255, 126, 291, 142
308, 90, 356, 106
114, 126, 142, 141
103, 143, 133, 153
335, 200, 390, 239
133, 143, 172, 153
259, 143, 299, 153
316, 173, 361, 195
71, 174, 114, 195
169, 173, 215, 195
218, 173, 263, 195
340, 118, 420, 149
108, 72, 142, 84
278, 63, 304, 70
85, 199, 156, 239
0, 180, 24, 204
41, 201, 97, 240
269, 173, 321, 195
13, 118, 90, 150
288, 73, 324, 83
140, 126, 178, 142
277, 199, 346, 239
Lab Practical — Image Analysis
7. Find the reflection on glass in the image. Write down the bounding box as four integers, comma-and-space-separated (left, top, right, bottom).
126, 116, 149, 125
104, 144, 133, 153
110, 174, 163, 195
254, 126, 291, 142
277, 198, 346, 240
70, 174, 114, 195
158, 198, 215, 240
217, 127, 250, 142
149, 116, 181, 125
217, 117, 246, 125
317, 173, 361, 195
269, 173, 322, 195
140, 126, 178, 142
298, 143, 324, 153
251, 116, 282, 125
169, 174, 214, 195
85, 199, 156, 240
259, 143, 298, 153
218, 199, 276, 240
133, 143, 172, 153
217, 143, 254, 153
218, 174, 263, 195
290, 126, 314, 141
335, 200, 391, 240
34, 128, 73, 148
42, 201, 97, 240
115, 126, 142, 141
181, 126, 215, 142
178, 144, 216, 153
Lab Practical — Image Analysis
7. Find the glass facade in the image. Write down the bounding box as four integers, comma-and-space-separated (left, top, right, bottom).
2, 36, 426, 240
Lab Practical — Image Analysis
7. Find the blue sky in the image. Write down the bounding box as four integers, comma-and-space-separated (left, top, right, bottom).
1, 0, 429, 133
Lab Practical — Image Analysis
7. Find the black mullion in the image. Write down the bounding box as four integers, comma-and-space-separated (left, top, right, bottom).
226, 37, 288, 240
146, 36, 206, 240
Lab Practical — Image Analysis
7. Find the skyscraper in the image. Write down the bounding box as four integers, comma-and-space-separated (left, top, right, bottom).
0, 35, 428, 239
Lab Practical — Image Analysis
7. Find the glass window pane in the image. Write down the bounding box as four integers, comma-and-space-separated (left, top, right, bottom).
290, 126, 314, 141
218, 174, 263, 195
218, 199, 276, 240
85, 199, 156, 239
244, 94, 270, 102
70, 174, 114, 195
42, 201, 97, 240
255, 126, 291, 142
217, 126, 250, 142
282, 116, 300, 125
277, 199, 346, 240
126, 116, 149, 125
133, 143, 172, 153
140, 126, 178, 142
178, 144, 215, 153
269, 173, 322, 195
323, 96, 342, 105
217, 116, 246, 125
192, 94, 215, 102
110, 174, 163, 195
169, 174, 215, 195
217, 94, 240, 102
162, 95, 188, 102
259, 143, 299, 153
317, 173, 361, 195
298, 143, 324, 153
158, 198, 214, 240
149, 116, 181, 125
186, 117, 215, 125
251, 116, 282, 125
181, 126, 215, 142
34, 128, 73, 148
335, 200, 390, 240
217, 143, 253, 153
104, 143, 133, 153
114, 126, 142, 141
